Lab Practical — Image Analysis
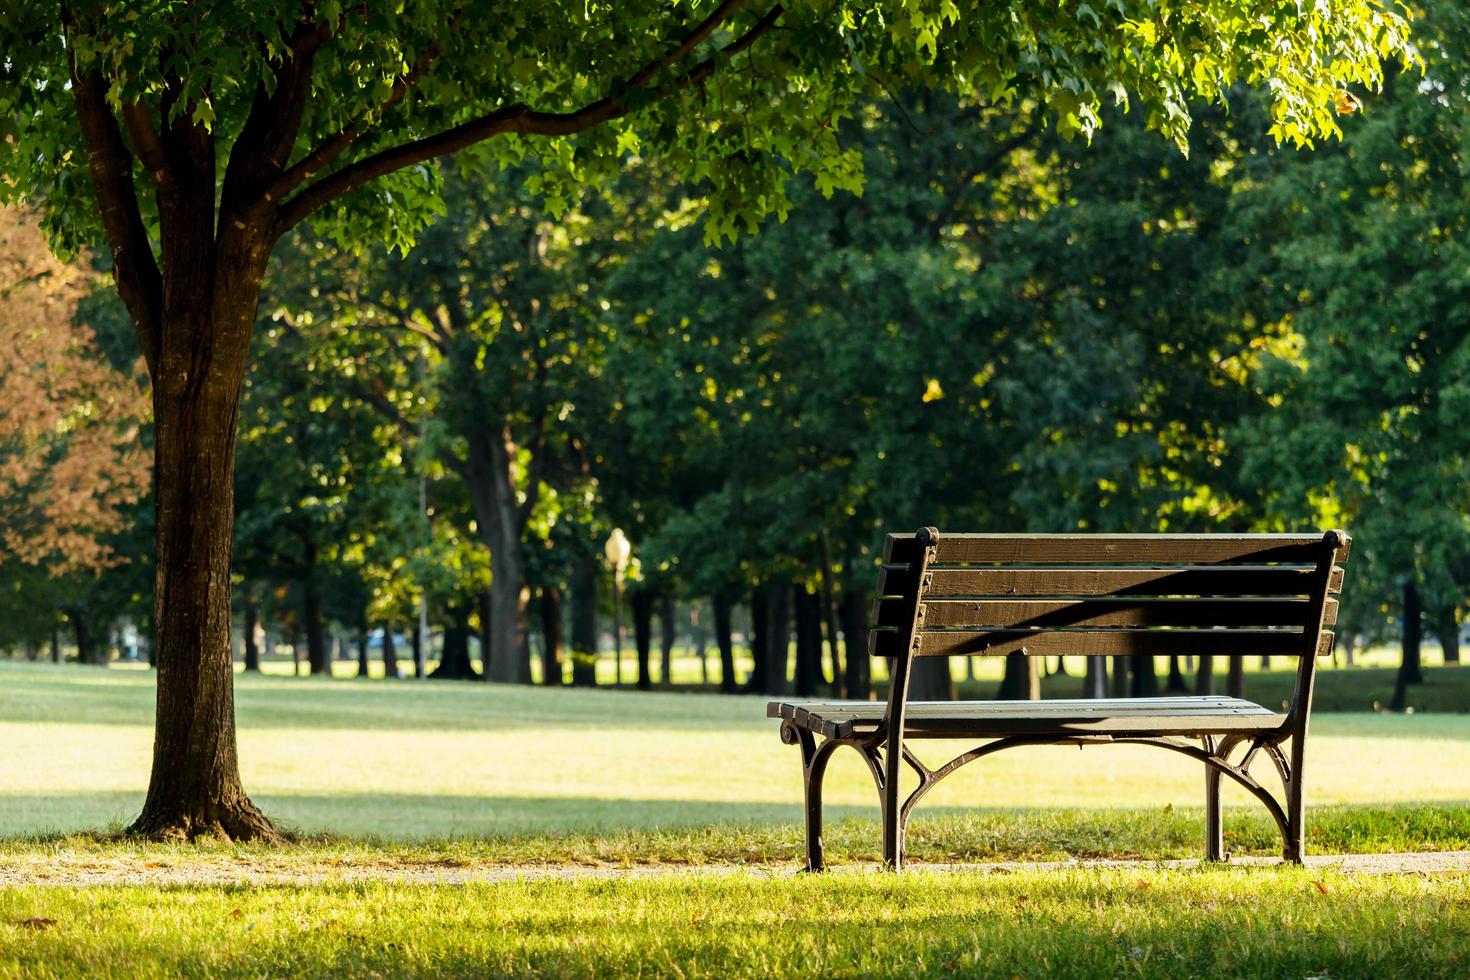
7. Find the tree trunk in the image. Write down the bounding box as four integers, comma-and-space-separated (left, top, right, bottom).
1433, 604, 1459, 666
744, 585, 769, 693
909, 658, 956, 701
1227, 655, 1245, 699
382, 623, 400, 679
793, 586, 822, 697
429, 602, 479, 680
839, 588, 871, 700
410, 621, 423, 678
1081, 657, 1107, 698
242, 601, 260, 672
70, 609, 97, 665
658, 593, 676, 688
1196, 655, 1215, 695
1402, 579, 1424, 684
1110, 656, 1129, 697
1163, 656, 1186, 693
1130, 654, 1159, 697
303, 574, 328, 676
765, 583, 792, 696
570, 554, 598, 687
356, 627, 369, 678
130, 290, 280, 841
1052, 656, 1068, 677
818, 534, 844, 698
540, 586, 563, 686
633, 587, 654, 691
477, 589, 493, 677
464, 427, 532, 685
714, 589, 736, 693
995, 653, 1038, 700
50, 626, 60, 664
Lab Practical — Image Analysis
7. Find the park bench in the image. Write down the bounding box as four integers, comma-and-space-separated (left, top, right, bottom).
769, 528, 1350, 870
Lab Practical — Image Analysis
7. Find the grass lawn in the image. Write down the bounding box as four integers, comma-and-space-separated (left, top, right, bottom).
2, 661, 1467, 977
1, 660, 1467, 861
2, 867, 1467, 978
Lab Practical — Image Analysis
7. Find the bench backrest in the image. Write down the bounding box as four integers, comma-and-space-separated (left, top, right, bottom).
869, 529, 1350, 721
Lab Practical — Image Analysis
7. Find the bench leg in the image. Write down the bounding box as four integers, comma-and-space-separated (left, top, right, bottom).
1203, 735, 1225, 861
1284, 733, 1306, 865
802, 739, 839, 872
782, 723, 838, 872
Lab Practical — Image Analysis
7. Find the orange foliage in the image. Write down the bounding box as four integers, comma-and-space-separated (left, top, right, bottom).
0, 206, 150, 574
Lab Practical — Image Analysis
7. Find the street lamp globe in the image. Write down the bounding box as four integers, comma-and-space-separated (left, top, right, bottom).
605, 527, 631, 575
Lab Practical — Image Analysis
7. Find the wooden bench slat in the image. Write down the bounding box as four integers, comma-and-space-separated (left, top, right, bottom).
870, 627, 1329, 658
885, 533, 1336, 566
769, 697, 1284, 740
878, 565, 1344, 598
870, 597, 1325, 630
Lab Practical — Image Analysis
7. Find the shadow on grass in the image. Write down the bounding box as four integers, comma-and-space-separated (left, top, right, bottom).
3, 792, 1468, 863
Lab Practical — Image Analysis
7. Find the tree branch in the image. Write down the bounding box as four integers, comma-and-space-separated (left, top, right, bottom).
263, 41, 443, 206
62, 4, 164, 373
275, 3, 784, 235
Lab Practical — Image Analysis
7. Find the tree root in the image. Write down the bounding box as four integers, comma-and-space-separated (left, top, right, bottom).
127, 796, 291, 845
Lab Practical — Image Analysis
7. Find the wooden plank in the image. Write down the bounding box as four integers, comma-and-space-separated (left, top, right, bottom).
916, 565, 1323, 598
871, 627, 1329, 658
930, 534, 1330, 565
884, 535, 920, 563
1328, 565, 1345, 595
876, 565, 916, 597
904, 597, 1316, 630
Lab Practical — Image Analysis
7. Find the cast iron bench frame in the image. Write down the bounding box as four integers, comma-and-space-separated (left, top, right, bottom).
769, 528, 1350, 870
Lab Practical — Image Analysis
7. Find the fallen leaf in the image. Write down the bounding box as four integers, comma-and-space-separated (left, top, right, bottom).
1136, 880, 1151, 889
19, 918, 56, 931
1312, 881, 1328, 896
228, 909, 244, 920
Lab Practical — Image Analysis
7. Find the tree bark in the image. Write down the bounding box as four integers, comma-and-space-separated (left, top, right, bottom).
765, 583, 792, 696
839, 588, 871, 700
1433, 604, 1459, 666
242, 601, 260, 672
1110, 655, 1129, 697
570, 555, 598, 687
70, 609, 99, 665
303, 571, 328, 676
130, 277, 281, 841
744, 585, 769, 693
793, 586, 822, 697
429, 602, 479, 680
477, 589, 493, 677
995, 653, 1038, 700
633, 587, 654, 691
1081, 657, 1107, 698
50, 626, 60, 664
1165, 656, 1187, 693
1227, 655, 1245, 699
1130, 653, 1159, 697
658, 592, 676, 687
1195, 655, 1215, 695
540, 586, 563, 686
382, 623, 400, 679
818, 534, 844, 698
356, 627, 370, 678
464, 427, 532, 684
1402, 579, 1424, 684
909, 658, 956, 701
410, 621, 423, 678
714, 589, 736, 693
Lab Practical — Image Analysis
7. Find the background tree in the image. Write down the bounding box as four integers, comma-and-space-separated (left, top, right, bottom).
1, 0, 1414, 840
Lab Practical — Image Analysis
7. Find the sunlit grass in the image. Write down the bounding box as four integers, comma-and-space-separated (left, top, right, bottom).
1, 660, 1465, 848
1, 866, 1467, 978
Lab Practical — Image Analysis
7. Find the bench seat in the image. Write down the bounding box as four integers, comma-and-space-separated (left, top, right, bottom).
769, 695, 1283, 740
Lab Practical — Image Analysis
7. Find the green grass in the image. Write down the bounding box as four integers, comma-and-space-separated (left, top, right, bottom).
1, 867, 1467, 978
0, 659, 1467, 860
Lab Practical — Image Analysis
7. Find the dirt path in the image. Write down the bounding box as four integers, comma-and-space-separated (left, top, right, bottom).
3, 850, 1468, 888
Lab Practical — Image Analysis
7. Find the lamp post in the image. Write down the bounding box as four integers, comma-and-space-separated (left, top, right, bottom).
605, 528, 631, 686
